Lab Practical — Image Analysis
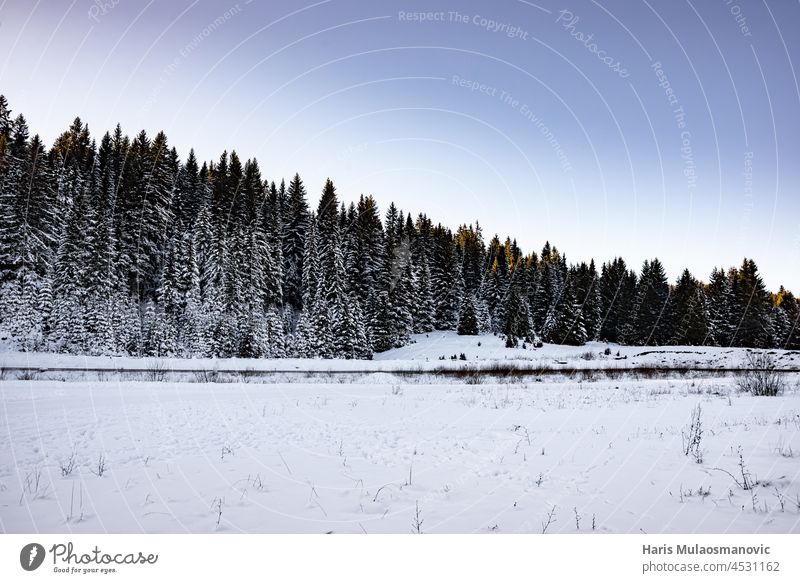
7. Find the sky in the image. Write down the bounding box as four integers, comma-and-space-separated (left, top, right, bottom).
1, 0, 798, 290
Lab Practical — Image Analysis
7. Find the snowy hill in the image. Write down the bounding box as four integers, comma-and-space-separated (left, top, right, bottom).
376, 331, 800, 370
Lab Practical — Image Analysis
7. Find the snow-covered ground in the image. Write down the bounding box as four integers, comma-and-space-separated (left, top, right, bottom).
1, 334, 799, 533
2, 331, 799, 376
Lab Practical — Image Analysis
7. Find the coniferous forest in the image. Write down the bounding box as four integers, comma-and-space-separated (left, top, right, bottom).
0, 95, 798, 359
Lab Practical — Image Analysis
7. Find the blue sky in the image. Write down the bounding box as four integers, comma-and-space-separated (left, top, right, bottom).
1, 0, 798, 290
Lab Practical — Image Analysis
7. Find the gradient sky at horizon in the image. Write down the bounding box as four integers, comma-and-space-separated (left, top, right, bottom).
1, 0, 798, 290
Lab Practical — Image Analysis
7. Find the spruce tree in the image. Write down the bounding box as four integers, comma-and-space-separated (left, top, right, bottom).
412, 254, 435, 333
282, 173, 308, 311
430, 224, 459, 329
573, 260, 601, 341
457, 293, 479, 335
671, 269, 709, 346
544, 268, 586, 346
503, 259, 534, 346
389, 259, 414, 347
729, 258, 772, 348
623, 259, 672, 345
772, 287, 799, 349
598, 258, 635, 342
706, 267, 733, 346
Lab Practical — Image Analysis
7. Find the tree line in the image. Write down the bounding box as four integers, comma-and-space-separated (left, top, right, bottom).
0, 95, 797, 359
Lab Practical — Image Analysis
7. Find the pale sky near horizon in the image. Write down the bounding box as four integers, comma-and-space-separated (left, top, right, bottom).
1, 0, 798, 290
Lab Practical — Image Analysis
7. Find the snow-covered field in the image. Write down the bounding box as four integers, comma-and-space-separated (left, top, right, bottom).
3, 331, 799, 375
1, 333, 799, 533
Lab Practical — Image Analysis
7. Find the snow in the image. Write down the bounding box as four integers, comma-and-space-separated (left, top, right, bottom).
379, 332, 800, 370
1, 334, 799, 533
3, 331, 799, 374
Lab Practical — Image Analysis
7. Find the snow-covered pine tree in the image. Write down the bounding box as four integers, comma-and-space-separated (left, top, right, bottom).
544, 267, 587, 346
484, 237, 510, 332
412, 253, 435, 333
283, 174, 308, 311
772, 287, 799, 349
457, 292, 479, 335
316, 178, 339, 270
324, 221, 370, 359
729, 258, 773, 348
389, 259, 414, 347
430, 224, 460, 329
598, 257, 635, 343
367, 291, 395, 352
670, 269, 709, 346
0, 115, 29, 286
292, 213, 324, 357
173, 148, 202, 233
50, 180, 91, 352
455, 223, 485, 295
706, 267, 733, 346
143, 132, 176, 303
622, 259, 672, 346
502, 258, 534, 346
530, 242, 560, 337
265, 306, 287, 357
0, 95, 11, 165
573, 260, 601, 341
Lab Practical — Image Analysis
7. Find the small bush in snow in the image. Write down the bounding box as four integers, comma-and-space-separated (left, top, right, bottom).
681, 404, 703, 463
145, 359, 168, 382
17, 370, 40, 381
736, 352, 785, 396
91, 454, 108, 477
21, 466, 50, 502
411, 501, 424, 534
59, 452, 78, 477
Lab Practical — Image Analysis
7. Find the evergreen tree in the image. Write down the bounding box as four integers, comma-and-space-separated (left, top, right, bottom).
503, 259, 534, 346
772, 287, 799, 349
729, 258, 772, 348
389, 259, 414, 347
671, 269, 709, 346
368, 291, 395, 352
430, 224, 459, 329
455, 223, 484, 293
457, 293, 479, 335
282, 173, 308, 311
573, 260, 601, 341
598, 258, 635, 342
622, 259, 672, 345
484, 237, 510, 332
544, 268, 587, 345
706, 267, 733, 346
0, 115, 30, 284
412, 254, 435, 333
